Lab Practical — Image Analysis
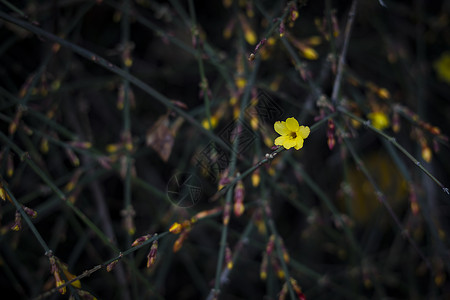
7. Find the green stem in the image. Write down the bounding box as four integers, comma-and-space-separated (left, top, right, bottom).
338, 106, 449, 195
0, 11, 234, 155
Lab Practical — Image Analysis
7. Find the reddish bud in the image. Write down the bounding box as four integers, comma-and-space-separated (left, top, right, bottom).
223, 201, 231, 226
23, 206, 37, 218
147, 239, 159, 268
11, 211, 22, 231
131, 234, 152, 247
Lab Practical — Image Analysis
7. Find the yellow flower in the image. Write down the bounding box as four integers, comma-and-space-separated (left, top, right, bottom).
274, 117, 310, 150
367, 111, 390, 130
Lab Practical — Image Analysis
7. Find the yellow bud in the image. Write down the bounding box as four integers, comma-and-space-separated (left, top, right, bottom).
202, 116, 218, 130
169, 222, 182, 234
260, 271, 267, 280
0, 188, 6, 201
256, 220, 266, 234
301, 47, 318, 60
251, 172, 260, 187
235, 77, 247, 89
422, 146, 432, 163
245, 30, 257, 45
62, 269, 81, 289
56, 279, 66, 294
124, 58, 133, 67
65, 182, 75, 192
377, 88, 390, 99
106, 144, 119, 153
250, 116, 258, 130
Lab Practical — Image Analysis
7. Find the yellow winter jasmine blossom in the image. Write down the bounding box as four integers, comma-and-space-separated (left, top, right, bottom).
274, 117, 310, 150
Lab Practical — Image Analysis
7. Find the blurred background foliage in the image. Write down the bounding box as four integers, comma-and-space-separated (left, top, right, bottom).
0, 0, 450, 299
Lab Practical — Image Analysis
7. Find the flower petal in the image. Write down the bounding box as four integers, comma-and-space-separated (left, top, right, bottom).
298, 126, 310, 139
274, 121, 289, 135
274, 135, 288, 146
285, 117, 299, 132
283, 138, 297, 149
294, 137, 304, 150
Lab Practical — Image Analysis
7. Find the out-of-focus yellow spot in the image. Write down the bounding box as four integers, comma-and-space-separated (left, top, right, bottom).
435, 273, 446, 286
223, 27, 232, 39
202, 116, 218, 130
422, 146, 432, 163
51, 80, 61, 91
433, 52, 450, 84
235, 77, 247, 89
252, 172, 260, 187
277, 270, 285, 279
106, 144, 119, 153
0, 188, 6, 201
270, 76, 282, 91
300, 47, 318, 60
260, 271, 267, 280
377, 88, 390, 99
40, 138, 49, 154
364, 278, 372, 289
124, 58, 133, 67
65, 182, 75, 192
263, 136, 273, 148
245, 30, 257, 45
267, 37, 276, 46
307, 36, 322, 46
260, 48, 270, 60
368, 111, 390, 130
233, 106, 240, 119
229, 96, 237, 105
250, 116, 258, 130
125, 142, 133, 152
227, 261, 233, 269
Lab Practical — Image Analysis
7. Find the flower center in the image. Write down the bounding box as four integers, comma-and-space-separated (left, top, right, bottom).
289, 132, 297, 139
